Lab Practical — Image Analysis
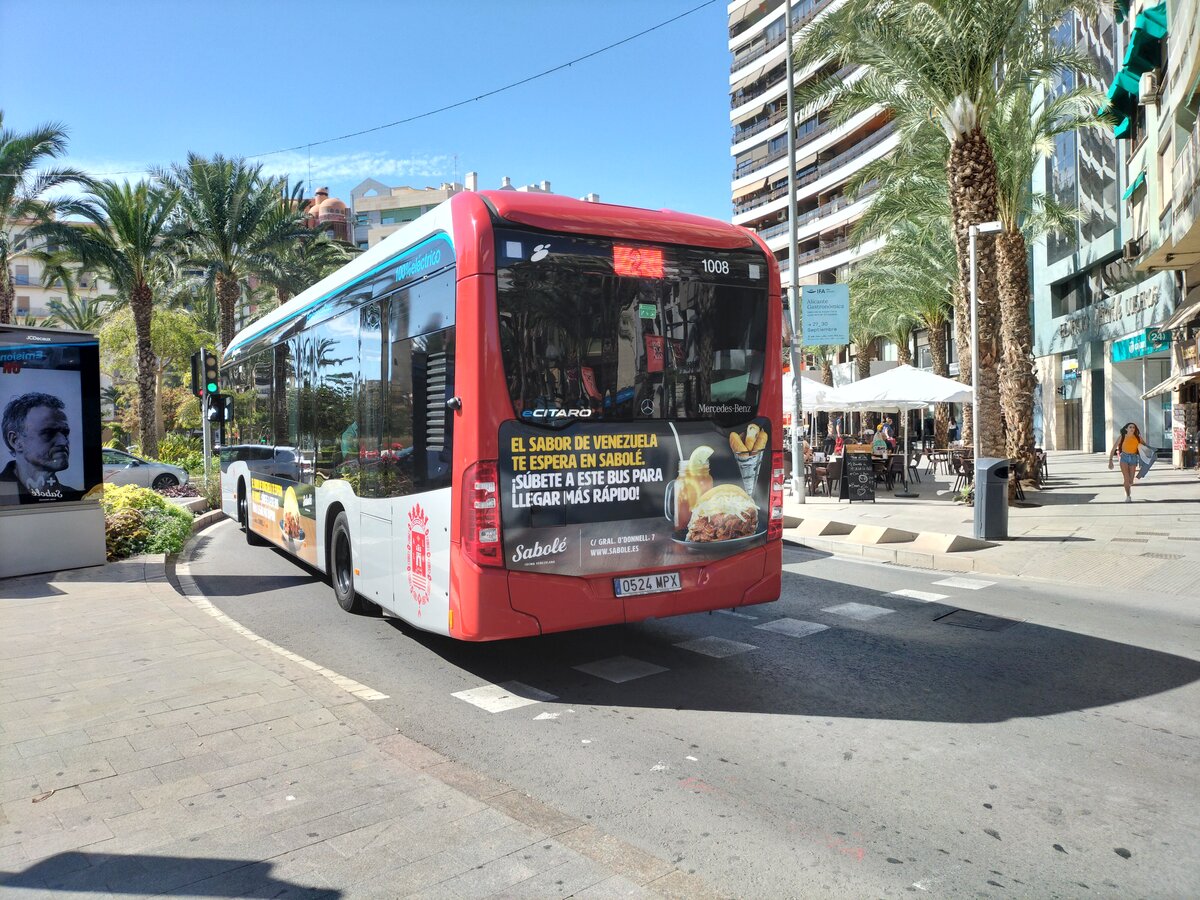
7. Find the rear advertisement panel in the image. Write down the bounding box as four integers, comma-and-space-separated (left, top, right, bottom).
248, 473, 317, 565
498, 419, 770, 576
1, 326, 102, 506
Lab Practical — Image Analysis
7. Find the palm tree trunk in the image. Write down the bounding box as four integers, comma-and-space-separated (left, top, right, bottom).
896, 339, 912, 367
997, 230, 1037, 493
929, 320, 950, 447
154, 365, 165, 445
857, 341, 875, 432
131, 281, 158, 459
0, 267, 13, 324
216, 273, 241, 351
821, 359, 833, 387
947, 126, 1004, 459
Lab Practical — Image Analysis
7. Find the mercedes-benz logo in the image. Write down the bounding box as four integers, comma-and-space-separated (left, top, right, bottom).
640, 399, 654, 416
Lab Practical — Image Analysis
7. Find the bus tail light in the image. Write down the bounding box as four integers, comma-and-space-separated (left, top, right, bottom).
463, 460, 504, 567
768, 450, 785, 540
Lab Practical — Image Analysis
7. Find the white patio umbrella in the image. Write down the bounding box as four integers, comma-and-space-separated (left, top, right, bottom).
783, 371, 848, 413
829, 365, 974, 496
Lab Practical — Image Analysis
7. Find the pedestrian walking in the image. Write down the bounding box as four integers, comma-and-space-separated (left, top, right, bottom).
1108, 422, 1149, 503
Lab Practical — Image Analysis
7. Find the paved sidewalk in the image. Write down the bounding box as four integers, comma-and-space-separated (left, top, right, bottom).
783, 450, 1200, 595
0, 552, 715, 898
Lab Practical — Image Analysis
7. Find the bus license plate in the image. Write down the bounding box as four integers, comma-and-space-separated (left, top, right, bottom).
613, 572, 681, 597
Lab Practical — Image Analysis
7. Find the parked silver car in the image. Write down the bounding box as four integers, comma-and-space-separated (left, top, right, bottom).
102, 448, 189, 490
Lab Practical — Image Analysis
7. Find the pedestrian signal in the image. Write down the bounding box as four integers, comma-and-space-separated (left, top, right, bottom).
205, 394, 233, 423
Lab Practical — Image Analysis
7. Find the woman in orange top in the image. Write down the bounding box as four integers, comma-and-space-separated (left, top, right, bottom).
1108, 422, 1145, 503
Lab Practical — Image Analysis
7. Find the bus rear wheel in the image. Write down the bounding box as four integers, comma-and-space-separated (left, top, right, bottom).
330, 512, 365, 614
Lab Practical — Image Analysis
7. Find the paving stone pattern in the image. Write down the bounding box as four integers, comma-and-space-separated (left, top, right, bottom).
0, 558, 718, 899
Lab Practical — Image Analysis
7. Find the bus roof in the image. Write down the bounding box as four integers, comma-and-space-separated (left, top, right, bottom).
477, 190, 758, 251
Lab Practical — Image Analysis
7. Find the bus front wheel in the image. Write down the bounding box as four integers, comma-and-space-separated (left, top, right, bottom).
330, 512, 365, 614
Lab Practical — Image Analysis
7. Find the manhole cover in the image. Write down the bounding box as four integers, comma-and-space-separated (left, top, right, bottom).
934, 610, 1020, 632
1140, 552, 1184, 560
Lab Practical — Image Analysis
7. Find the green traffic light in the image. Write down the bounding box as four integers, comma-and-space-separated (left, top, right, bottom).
206, 382, 218, 393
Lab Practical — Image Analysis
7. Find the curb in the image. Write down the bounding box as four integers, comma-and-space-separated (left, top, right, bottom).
782, 529, 986, 574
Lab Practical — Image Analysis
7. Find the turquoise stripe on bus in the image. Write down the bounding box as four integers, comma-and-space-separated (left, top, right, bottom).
225, 232, 454, 357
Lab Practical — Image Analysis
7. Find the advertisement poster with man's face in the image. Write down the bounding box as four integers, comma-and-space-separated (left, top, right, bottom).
0, 328, 102, 506
498, 418, 771, 576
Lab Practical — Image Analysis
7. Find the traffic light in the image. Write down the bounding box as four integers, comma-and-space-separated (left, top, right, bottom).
203, 349, 219, 395
190, 350, 203, 398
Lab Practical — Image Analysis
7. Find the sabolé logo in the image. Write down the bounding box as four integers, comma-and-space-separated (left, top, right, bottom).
510, 536, 568, 565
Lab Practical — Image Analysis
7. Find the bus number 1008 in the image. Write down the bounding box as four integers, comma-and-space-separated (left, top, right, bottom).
701, 258, 730, 275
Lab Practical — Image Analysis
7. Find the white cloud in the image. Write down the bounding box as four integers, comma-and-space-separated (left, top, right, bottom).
254, 150, 455, 184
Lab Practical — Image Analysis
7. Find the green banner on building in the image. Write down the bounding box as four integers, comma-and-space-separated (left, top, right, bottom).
1111, 327, 1170, 362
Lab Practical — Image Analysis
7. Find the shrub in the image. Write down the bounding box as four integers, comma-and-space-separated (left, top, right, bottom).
100, 484, 194, 560
156, 433, 201, 465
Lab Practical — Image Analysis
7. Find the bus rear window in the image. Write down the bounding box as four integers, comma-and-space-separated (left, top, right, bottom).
495, 229, 769, 426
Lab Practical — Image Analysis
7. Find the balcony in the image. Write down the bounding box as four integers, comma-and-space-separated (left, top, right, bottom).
1171, 116, 1200, 249
731, 30, 787, 74
733, 107, 787, 144
756, 180, 880, 240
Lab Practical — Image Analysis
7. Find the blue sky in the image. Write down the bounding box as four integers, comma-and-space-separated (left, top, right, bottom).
2, 0, 735, 221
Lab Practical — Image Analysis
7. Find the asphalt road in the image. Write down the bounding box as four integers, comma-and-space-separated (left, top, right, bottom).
183, 519, 1200, 898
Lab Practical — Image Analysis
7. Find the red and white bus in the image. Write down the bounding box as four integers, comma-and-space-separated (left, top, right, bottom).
220, 190, 782, 640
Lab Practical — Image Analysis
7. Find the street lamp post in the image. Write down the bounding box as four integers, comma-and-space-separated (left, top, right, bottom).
968, 220, 1003, 470
785, 1, 804, 503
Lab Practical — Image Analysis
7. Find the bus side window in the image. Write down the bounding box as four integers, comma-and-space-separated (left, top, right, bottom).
386, 327, 454, 497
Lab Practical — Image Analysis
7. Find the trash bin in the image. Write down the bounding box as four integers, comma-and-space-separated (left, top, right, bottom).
974, 457, 1009, 540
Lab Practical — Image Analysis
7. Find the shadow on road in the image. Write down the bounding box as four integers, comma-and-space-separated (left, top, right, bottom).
384, 563, 1200, 726
0, 851, 339, 897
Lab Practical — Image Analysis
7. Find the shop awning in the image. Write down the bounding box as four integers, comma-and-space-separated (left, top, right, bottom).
1123, 170, 1146, 200
1141, 371, 1194, 400
1162, 292, 1200, 330
1104, 3, 1167, 137
1114, 0, 1131, 24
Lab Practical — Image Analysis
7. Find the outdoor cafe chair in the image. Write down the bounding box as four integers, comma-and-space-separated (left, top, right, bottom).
823, 457, 843, 497
886, 453, 906, 490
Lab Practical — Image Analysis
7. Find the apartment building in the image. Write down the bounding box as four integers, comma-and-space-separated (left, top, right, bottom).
350, 174, 580, 249
6, 221, 111, 324
1133, 0, 1200, 466
1030, 1, 1183, 453
728, 0, 909, 382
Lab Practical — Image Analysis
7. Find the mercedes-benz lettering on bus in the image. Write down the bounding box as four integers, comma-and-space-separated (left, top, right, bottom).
220, 190, 783, 640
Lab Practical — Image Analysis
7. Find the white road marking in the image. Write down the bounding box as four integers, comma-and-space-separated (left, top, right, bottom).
452, 681, 558, 713
650, 762, 670, 772
533, 711, 560, 721
822, 602, 894, 621
889, 589, 950, 603
573, 656, 668, 683
715, 609, 758, 620
755, 618, 830, 639
933, 576, 995, 590
686, 755, 698, 761
675, 636, 759, 658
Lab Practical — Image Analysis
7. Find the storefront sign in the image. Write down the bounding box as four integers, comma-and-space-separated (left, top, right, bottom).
1056, 278, 1168, 344
1, 327, 102, 506
1111, 328, 1171, 362
1062, 357, 1079, 381
801, 284, 850, 345
498, 419, 770, 576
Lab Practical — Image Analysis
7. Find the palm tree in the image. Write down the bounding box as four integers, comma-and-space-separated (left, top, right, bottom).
794, 0, 1093, 458
44, 294, 106, 332
0, 113, 91, 323
160, 154, 307, 349
60, 180, 179, 458
990, 81, 1102, 484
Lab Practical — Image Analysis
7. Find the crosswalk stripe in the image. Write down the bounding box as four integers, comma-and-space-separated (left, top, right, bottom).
932, 577, 995, 590
452, 681, 558, 713
675, 636, 759, 658
573, 656, 668, 683
889, 589, 950, 603
822, 602, 894, 621
755, 618, 829, 638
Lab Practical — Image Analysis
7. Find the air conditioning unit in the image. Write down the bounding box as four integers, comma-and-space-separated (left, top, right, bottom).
1139, 70, 1159, 104
1122, 238, 1142, 261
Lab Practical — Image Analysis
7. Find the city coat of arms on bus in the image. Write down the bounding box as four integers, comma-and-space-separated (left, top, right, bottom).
407, 503, 431, 613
